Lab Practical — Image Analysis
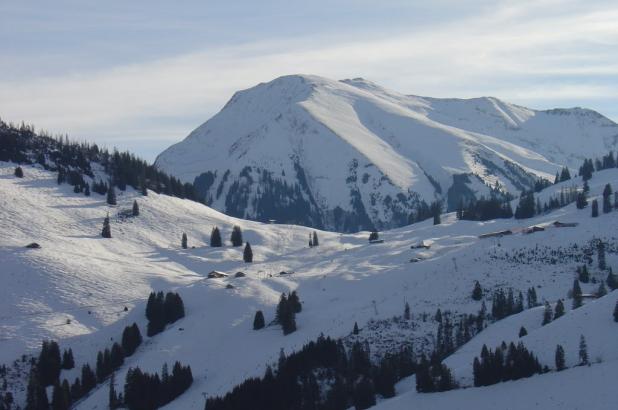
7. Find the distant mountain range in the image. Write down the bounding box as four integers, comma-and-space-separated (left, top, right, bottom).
155, 74, 618, 231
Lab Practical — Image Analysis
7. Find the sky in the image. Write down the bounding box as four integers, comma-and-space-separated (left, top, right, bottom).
1, 0, 617, 162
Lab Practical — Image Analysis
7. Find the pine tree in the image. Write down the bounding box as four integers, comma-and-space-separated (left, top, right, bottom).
596, 282, 607, 297
353, 322, 359, 335
404, 302, 411, 320
553, 300, 565, 320
243, 242, 253, 263
578, 265, 590, 283
253, 311, 265, 330
108, 372, 119, 409
101, 214, 112, 238
106, 184, 117, 205
613, 300, 618, 322
181, 233, 187, 249
472, 281, 483, 301
555, 345, 566, 371
308, 233, 313, 248
431, 201, 442, 225
132, 200, 139, 216
210, 227, 222, 247
25, 368, 49, 410
84, 183, 90, 196
572, 279, 583, 309
61, 349, 74, 370
51, 382, 69, 410
602, 183, 613, 213
14, 166, 24, 178
578, 335, 589, 365
591, 199, 599, 217
607, 267, 618, 290
542, 302, 553, 325
519, 326, 528, 338
369, 231, 379, 241
230, 225, 243, 247
312, 231, 319, 247
288, 291, 302, 313
560, 167, 571, 182
576, 190, 588, 209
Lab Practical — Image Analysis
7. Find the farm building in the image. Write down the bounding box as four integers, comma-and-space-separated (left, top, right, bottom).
207, 270, 229, 279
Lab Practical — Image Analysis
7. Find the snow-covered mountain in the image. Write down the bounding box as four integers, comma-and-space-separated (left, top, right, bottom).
2, 157, 618, 410
155, 74, 618, 232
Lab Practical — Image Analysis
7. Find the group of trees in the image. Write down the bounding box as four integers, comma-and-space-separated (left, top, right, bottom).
407, 200, 442, 225
308, 231, 319, 247
145, 292, 185, 337
473, 342, 543, 387
456, 197, 513, 221
124, 362, 193, 410
205, 335, 421, 410
276, 292, 302, 335
579, 151, 617, 181
491, 288, 524, 320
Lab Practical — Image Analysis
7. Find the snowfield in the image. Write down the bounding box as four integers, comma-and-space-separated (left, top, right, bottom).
1, 161, 618, 409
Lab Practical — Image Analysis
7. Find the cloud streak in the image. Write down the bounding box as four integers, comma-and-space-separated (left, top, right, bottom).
1, 0, 617, 161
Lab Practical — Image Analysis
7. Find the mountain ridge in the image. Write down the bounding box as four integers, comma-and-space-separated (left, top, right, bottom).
155, 74, 618, 231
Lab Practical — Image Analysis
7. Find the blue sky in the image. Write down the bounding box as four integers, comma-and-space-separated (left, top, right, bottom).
1, 0, 617, 161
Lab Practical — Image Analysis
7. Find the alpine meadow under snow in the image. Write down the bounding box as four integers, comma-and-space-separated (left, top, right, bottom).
2, 74, 618, 410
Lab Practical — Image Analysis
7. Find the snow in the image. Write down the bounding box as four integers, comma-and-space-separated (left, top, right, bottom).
2, 161, 618, 409
155, 74, 618, 228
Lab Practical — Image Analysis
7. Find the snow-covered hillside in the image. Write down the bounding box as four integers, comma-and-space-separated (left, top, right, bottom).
2, 160, 618, 409
155, 74, 618, 232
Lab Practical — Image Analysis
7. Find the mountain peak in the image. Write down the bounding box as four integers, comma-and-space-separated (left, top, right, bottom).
156, 74, 618, 232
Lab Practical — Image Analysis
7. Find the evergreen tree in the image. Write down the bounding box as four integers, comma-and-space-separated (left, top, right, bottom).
25, 368, 49, 410
553, 300, 565, 320
81, 364, 97, 393
572, 279, 583, 309
51, 382, 70, 410
108, 372, 119, 410
576, 190, 588, 209
230, 225, 243, 247
210, 227, 222, 247
596, 282, 607, 297
613, 300, 618, 322
101, 214, 112, 238
312, 231, 319, 247
527, 287, 538, 308
84, 183, 90, 196
514, 191, 536, 219
121, 323, 142, 357
368, 231, 379, 241
352, 377, 376, 409
253, 311, 265, 330
560, 167, 571, 182
14, 166, 24, 178
602, 183, 612, 213
288, 291, 302, 313
353, 322, 359, 335
106, 184, 117, 205
591, 199, 599, 217
607, 267, 618, 290
542, 302, 553, 325
519, 326, 527, 338
132, 200, 139, 216
577, 265, 590, 283
181, 232, 187, 249
555, 345, 566, 371
61, 349, 74, 370
578, 335, 589, 365
38, 340, 62, 386
472, 281, 483, 301
404, 302, 411, 320
431, 201, 442, 225
70, 378, 82, 402
308, 233, 313, 248
243, 242, 253, 263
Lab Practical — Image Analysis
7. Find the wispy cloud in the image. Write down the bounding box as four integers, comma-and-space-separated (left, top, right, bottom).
0, 0, 616, 160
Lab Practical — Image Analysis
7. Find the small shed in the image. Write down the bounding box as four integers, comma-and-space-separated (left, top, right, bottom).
524, 226, 545, 234
479, 230, 513, 239
553, 221, 579, 228
411, 241, 430, 249
207, 270, 229, 279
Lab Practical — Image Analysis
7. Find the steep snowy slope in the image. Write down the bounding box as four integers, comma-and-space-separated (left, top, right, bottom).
2, 161, 618, 409
155, 75, 618, 232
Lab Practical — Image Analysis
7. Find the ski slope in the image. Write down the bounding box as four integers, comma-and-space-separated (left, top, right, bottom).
1, 161, 618, 409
